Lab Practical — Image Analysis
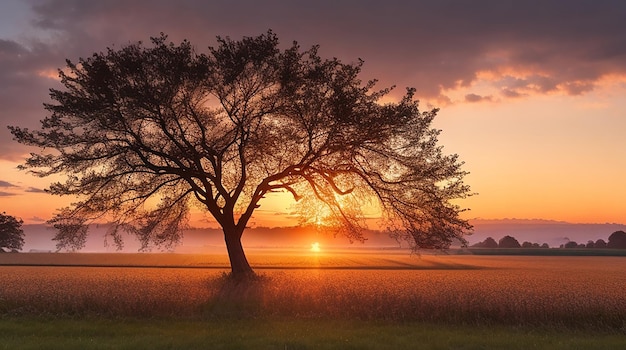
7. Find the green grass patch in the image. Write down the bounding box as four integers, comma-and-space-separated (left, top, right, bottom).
0, 317, 624, 350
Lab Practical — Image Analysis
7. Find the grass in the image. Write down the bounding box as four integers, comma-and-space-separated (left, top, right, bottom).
0, 253, 625, 348
1, 317, 625, 350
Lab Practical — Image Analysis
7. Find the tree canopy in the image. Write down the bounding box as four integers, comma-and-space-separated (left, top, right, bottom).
0, 212, 25, 252
607, 231, 626, 249
498, 235, 521, 248
9, 31, 472, 277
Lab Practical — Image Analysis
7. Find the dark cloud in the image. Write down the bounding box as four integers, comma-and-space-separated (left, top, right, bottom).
0, 37, 62, 161
23, 0, 626, 94
0, 180, 17, 187
501, 89, 524, 98
24, 187, 46, 193
465, 94, 493, 103
0, 191, 16, 197
1, 0, 625, 159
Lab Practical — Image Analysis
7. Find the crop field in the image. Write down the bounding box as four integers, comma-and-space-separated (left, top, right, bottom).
1, 252, 625, 331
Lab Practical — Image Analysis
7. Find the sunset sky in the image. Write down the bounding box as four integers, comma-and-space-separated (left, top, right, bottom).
1, 0, 625, 226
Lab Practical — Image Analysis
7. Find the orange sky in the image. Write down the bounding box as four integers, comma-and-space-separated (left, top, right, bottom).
1, 1, 625, 226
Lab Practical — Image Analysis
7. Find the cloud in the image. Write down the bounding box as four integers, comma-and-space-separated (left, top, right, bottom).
0, 37, 63, 161
0, 180, 17, 187
22, 1, 626, 96
465, 94, 493, 103
0, 191, 16, 197
25, 187, 46, 193
501, 89, 524, 98
1, 0, 626, 160
27, 216, 47, 223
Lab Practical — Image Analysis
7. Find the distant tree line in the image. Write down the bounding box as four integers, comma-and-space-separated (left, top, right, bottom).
471, 231, 626, 249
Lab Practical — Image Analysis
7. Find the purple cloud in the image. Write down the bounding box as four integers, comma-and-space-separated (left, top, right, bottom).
465, 94, 493, 103
0, 180, 17, 187
1, 0, 625, 161
25, 187, 46, 193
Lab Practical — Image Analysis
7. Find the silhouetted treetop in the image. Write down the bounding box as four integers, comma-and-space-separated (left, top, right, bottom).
471, 236, 498, 248
0, 212, 24, 252
594, 238, 607, 248
498, 235, 521, 248
9, 31, 472, 277
607, 231, 626, 249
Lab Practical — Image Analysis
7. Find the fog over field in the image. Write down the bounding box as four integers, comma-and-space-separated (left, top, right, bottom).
18, 219, 626, 253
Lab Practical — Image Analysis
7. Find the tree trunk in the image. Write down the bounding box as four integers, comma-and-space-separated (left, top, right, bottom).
224, 228, 254, 278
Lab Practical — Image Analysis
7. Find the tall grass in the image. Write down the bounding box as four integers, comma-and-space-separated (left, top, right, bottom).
0, 255, 625, 331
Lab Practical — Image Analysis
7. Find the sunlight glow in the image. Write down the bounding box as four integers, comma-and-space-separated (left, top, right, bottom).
310, 242, 321, 252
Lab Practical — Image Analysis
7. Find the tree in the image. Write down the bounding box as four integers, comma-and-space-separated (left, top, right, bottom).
9, 32, 472, 277
594, 239, 607, 248
498, 235, 521, 248
607, 231, 626, 249
0, 212, 25, 252
564, 241, 579, 249
585, 240, 595, 248
470, 237, 497, 248
521, 241, 533, 248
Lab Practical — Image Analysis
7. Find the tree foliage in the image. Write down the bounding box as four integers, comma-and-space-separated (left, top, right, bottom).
471, 236, 498, 248
0, 212, 25, 252
594, 238, 607, 248
607, 231, 626, 249
498, 235, 521, 248
9, 31, 472, 276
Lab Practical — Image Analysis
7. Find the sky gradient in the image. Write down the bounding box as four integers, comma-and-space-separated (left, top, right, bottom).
1, 0, 625, 226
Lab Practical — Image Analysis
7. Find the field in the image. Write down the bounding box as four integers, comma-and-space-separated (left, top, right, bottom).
0, 251, 625, 348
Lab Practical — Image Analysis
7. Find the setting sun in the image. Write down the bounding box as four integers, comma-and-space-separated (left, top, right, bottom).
310, 242, 321, 252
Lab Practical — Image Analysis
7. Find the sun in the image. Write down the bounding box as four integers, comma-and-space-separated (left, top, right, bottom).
310, 242, 321, 252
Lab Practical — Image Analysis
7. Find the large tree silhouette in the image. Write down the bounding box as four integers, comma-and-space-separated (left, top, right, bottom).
9, 32, 472, 277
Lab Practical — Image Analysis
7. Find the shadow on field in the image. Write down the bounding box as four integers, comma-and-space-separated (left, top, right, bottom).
204, 273, 270, 318
0, 252, 489, 271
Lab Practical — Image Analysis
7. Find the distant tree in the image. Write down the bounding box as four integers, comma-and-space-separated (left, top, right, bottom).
564, 241, 579, 249
521, 241, 533, 248
482, 237, 498, 248
607, 231, 626, 249
8, 32, 472, 278
585, 240, 595, 249
498, 235, 521, 248
0, 212, 24, 252
472, 236, 498, 248
540, 243, 549, 248
594, 239, 607, 248
531, 243, 540, 248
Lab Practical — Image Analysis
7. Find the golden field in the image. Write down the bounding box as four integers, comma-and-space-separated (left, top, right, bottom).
0, 252, 625, 330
